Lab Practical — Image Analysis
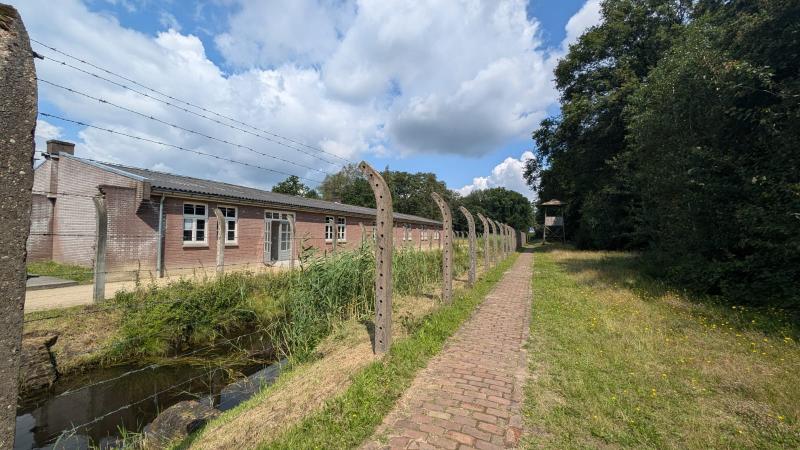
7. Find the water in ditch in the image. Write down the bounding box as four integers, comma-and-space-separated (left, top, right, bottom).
14, 337, 285, 450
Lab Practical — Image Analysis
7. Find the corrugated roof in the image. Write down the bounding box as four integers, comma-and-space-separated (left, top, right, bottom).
66, 155, 441, 225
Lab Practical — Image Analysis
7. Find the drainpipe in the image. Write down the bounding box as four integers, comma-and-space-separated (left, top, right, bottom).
156, 195, 165, 277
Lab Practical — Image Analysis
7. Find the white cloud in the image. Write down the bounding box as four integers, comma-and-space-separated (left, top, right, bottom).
457, 151, 536, 201
215, 0, 356, 68
19, 0, 602, 193
34, 119, 62, 151
563, 0, 602, 48
159, 11, 182, 32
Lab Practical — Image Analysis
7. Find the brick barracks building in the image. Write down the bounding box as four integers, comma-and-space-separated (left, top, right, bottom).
28, 140, 443, 280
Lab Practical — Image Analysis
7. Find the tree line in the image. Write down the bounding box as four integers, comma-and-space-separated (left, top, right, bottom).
525, 0, 799, 306
271, 166, 534, 233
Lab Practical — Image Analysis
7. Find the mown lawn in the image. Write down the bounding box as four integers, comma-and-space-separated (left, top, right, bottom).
524, 246, 799, 449
27, 260, 94, 284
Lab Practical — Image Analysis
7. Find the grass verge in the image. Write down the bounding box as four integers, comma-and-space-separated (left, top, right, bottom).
27, 261, 93, 284
523, 246, 799, 449
212, 252, 518, 450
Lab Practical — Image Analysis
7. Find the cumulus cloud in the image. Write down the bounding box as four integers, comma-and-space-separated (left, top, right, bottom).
34, 119, 63, 151
215, 0, 356, 68
19, 0, 601, 194
457, 151, 536, 200
563, 0, 602, 48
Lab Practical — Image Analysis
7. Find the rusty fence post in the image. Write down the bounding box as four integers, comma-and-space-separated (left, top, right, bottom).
214, 207, 225, 275
93, 195, 107, 303
432, 193, 453, 303
476, 213, 490, 272
358, 161, 393, 354
0, 5, 36, 447
458, 207, 476, 286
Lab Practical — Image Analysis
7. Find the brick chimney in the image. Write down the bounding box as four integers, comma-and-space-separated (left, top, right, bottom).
46, 139, 75, 155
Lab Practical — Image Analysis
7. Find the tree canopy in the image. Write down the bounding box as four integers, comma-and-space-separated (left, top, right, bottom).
526, 0, 800, 306
271, 175, 319, 199
318, 165, 534, 231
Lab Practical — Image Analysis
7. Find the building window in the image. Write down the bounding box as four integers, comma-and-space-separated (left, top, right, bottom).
183, 203, 207, 243
421, 226, 428, 241
337, 217, 346, 241
325, 216, 334, 241
434, 230, 440, 240
325, 216, 346, 242
403, 224, 411, 241
219, 206, 237, 244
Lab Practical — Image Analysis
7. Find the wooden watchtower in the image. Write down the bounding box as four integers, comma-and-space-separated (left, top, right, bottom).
540, 199, 566, 244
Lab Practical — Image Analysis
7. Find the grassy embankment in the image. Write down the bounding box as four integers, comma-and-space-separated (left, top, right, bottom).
183, 250, 518, 450
23, 239, 478, 372
524, 246, 799, 449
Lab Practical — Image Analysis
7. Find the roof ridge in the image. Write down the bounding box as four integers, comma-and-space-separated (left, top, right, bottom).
68, 155, 441, 224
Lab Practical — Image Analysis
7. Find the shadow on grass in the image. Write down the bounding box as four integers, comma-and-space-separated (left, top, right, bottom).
532, 244, 800, 340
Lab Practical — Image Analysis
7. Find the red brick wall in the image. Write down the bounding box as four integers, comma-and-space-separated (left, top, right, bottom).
32, 155, 143, 267
26, 194, 53, 261
104, 186, 159, 276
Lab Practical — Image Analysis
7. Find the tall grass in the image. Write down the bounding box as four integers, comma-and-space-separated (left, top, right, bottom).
109, 244, 450, 363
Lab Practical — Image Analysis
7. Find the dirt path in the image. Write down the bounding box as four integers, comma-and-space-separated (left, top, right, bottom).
363, 251, 533, 450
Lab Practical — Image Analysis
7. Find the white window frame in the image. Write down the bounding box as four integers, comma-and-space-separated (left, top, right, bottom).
325, 216, 335, 241
434, 230, 440, 240
219, 206, 238, 245
337, 217, 346, 242
421, 226, 428, 241
403, 224, 412, 241
183, 202, 208, 246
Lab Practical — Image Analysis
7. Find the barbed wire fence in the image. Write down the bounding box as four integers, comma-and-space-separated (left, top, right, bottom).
3, 9, 518, 448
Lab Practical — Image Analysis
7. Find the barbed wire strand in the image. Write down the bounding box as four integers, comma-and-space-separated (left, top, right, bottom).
36, 52, 344, 168
36, 80, 333, 177
38, 112, 323, 184
30, 38, 353, 165
50, 328, 265, 402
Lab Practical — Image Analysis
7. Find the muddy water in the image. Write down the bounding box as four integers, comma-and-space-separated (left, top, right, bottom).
15, 341, 284, 449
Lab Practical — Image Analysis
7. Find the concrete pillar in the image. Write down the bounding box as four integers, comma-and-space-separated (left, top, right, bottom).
476, 213, 490, 271
93, 195, 107, 302
432, 193, 453, 303
214, 207, 225, 275
358, 161, 393, 354
458, 207, 477, 286
0, 5, 37, 447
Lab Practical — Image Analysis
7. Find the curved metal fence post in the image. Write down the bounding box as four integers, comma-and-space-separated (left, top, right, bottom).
476, 213, 490, 272
358, 161, 393, 354
93, 195, 107, 303
214, 207, 225, 275
458, 206, 477, 286
432, 193, 453, 303
0, 6, 37, 445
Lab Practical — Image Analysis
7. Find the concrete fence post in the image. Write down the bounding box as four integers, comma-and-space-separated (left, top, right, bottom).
214, 207, 225, 275
331, 216, 338, 253
432, 193, 453, 303
93, 195, 107, 303
0, 5, 37, 447
358, 161, 393, 354
476, 213, 490, 272
359, 221, 365, 246
458, 207, 476, 286
487, 219, 497, 265
289, 214, 296, 269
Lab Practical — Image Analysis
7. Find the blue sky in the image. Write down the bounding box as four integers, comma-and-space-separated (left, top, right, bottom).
19, 0, 601, 200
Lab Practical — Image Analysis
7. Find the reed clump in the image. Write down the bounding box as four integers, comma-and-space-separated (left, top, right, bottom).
109, 244, 448, 363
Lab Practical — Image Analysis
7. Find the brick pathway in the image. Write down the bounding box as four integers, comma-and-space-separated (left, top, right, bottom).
363, 251, 532, 450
